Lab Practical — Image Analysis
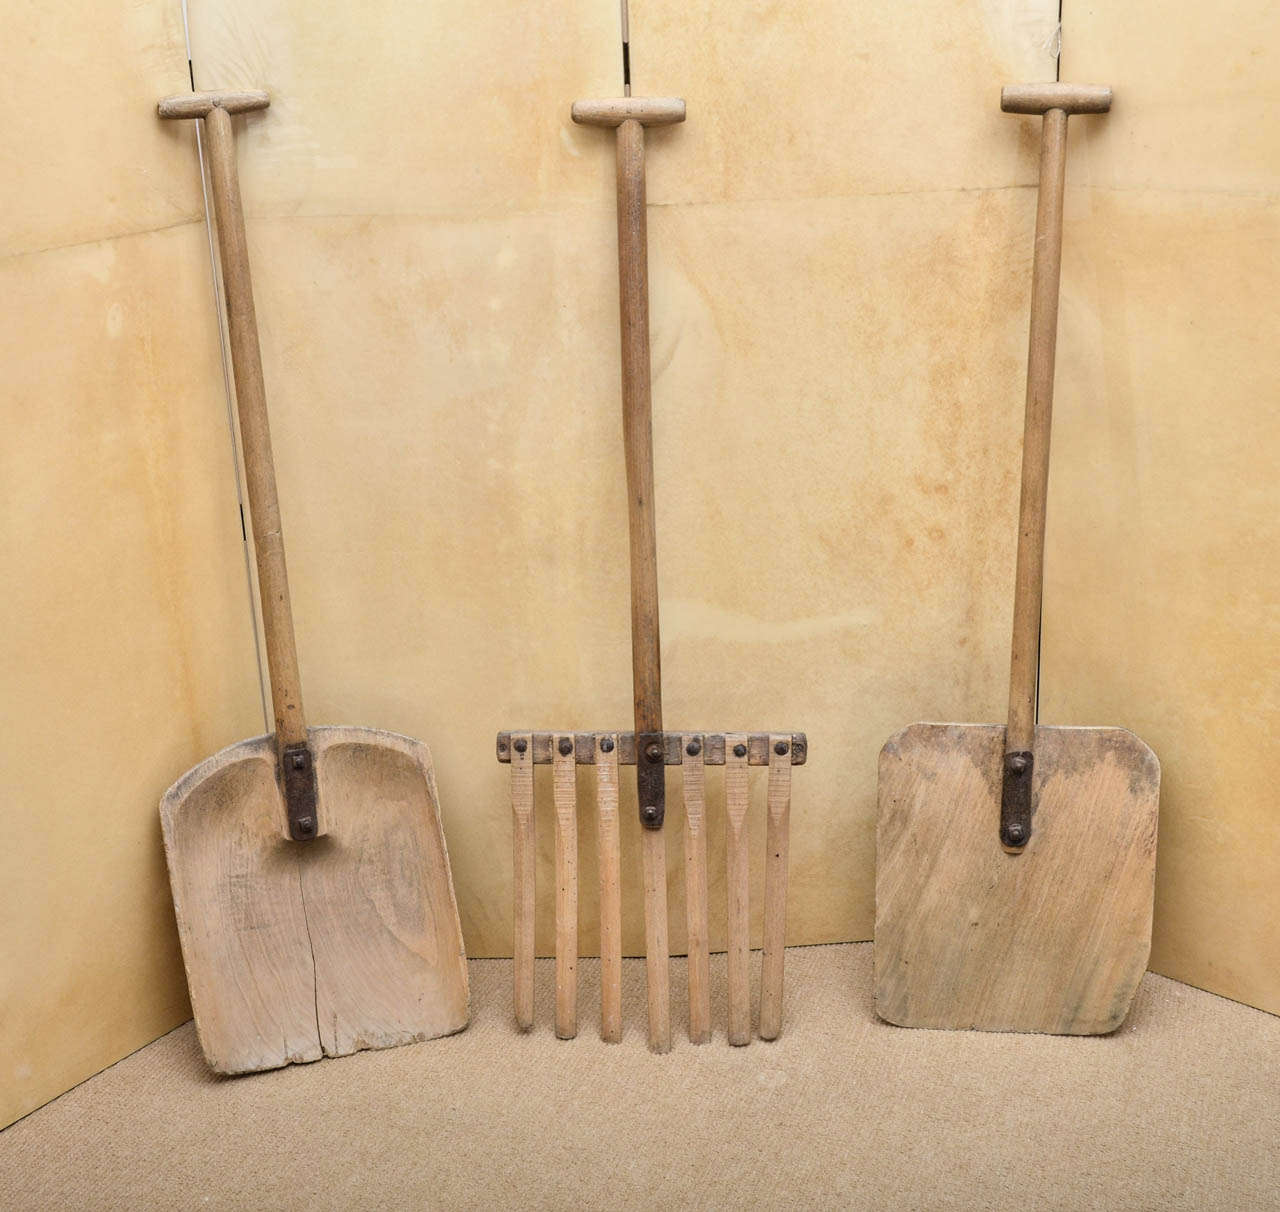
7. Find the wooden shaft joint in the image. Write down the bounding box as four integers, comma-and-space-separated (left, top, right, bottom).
157, 90, 271, 121
571, 97, 686, 128
1000, 83, 1112, 116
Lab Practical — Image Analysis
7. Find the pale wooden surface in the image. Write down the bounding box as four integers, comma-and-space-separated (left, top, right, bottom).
724, 734, 751, 1045
759, 737, 793, 1041
161, 726, 469, 1073
641, 826, 671, 1053
510, 734, 535, 1032
552, 736, 579, 1040
596, 736, 623, 1042
875, 724, 1159, 1033
682, 734, 711, 1044
1000, 83, 1112, 114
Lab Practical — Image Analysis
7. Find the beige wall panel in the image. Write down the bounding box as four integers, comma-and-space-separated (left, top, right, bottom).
0, 224, 264, 1126
1041, 185, 1280, 1015
628, 0, 1060, 203
185, 0, 620, 217
0, 0, 201, 257
1058, 2, 1280, 193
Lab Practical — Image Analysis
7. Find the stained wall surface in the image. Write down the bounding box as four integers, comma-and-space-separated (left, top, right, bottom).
180, 0, 1057, 965
4, 0, 1276, 1130
1042, 4, 1280, 1015
0, 6, 263, 1126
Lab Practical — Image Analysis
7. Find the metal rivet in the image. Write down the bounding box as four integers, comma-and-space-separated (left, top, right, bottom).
640, 805, 660, 824
1005, 823, 1026, 845
733, 743, 747, 758
600, 736, 615, 753
1008, 754, 1028, 773
290, 752, 307, 770
686, 739, 702, 757
558, 737, 573, 756
296, 816, 315, 836
513, 738, 528, 754
774, 740, 789, 756
645, 741, 663, 763
497, 739, 508, 753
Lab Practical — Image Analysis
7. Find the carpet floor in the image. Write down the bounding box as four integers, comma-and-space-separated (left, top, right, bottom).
2, 943, 1277, 1210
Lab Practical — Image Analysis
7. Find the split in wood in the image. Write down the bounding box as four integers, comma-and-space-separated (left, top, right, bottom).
504, 730, 800, 1049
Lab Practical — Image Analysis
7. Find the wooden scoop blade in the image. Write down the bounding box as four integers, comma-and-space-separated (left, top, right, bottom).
161, 726, 468, 1074
875, 723, 1158, 1035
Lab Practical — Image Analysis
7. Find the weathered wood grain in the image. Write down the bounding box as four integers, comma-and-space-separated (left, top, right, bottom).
725, 734, 751, 1046
875, 724, 1159, 1034
553, 735, 578, 1040
759, 736, 793, 1041
682, 734, 711, 1044
596, 735, 623, 1043
161, 727, 469, 1073
510, 733, 535, 1032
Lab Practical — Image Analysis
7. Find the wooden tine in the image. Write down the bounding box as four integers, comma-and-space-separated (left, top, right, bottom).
759, 735, 794, 1040
511, 733, 535, 1032
683, 733, 711, 1043
641, 827, 672, 1053
596, 734, 623, 1042
552, 734, 578, 1039
725, 733, 751, 1046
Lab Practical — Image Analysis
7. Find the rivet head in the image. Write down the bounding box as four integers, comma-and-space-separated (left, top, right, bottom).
1004, 823, 1026, 846
1008, 754, 1029, 773
295, 816, 315, 836
640, 805, 661, 825
733, 743, 747, 758
774, 740, 789, 756
513, 737, 528, 754
686, 739, 702, 757
498, 739, 508, 753
645, 741, 663, 763
600, 736, 615, 753
290, 751, 307, 770
558, 737, 573, 756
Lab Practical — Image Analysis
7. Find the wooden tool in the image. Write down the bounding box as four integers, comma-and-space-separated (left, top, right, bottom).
498, 88, 807, 1049
157, 90, 468, 1073
875, 83, 1159, 1035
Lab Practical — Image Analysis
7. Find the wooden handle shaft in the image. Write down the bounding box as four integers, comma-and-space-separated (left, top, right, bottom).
615, 120, 664, 749
203, 106, 307, 751
1006, 107, 1068, 754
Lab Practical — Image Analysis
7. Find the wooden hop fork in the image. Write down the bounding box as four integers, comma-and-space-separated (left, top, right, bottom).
498, 93, 807, 1051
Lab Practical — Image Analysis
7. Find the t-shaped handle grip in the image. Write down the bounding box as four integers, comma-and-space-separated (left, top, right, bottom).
157, 89, 271, 120
571, 97, 686, 128
1001, 83, 1112, 115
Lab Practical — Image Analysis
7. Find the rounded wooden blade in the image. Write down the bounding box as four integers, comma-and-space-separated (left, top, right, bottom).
161, 726, 468, 1073
875, 723, 1159, 1034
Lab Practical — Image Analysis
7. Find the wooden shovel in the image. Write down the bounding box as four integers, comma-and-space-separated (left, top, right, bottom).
157, 90, 468, 1073
874, 83, 1160, 1035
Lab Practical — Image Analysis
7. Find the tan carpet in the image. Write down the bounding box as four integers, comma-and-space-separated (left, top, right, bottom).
2, 944, 1277, 1210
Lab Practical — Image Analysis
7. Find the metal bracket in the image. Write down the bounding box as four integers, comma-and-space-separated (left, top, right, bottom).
281, 741, 319, 842
1000, 750, 1033, 850
636, 731, 666, 829
494, 731, 808, 767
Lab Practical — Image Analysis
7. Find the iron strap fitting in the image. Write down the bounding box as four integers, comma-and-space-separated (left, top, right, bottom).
636, 731, 666, 830
281, 741, 319, 842
1000, 750, 1033, 850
